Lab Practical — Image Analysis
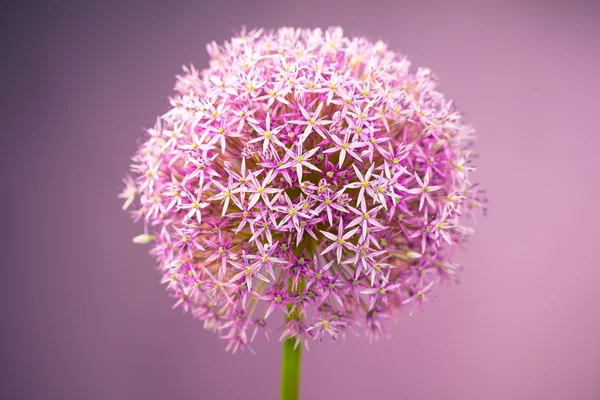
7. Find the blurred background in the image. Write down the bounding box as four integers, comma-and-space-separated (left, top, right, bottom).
2, 0, 599, 399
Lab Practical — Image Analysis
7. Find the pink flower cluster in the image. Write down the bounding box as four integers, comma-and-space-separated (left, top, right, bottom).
120, 27, 486, 352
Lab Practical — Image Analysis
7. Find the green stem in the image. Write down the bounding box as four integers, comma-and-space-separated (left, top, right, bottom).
280, 248, 309, 400
280, 336, 302, 400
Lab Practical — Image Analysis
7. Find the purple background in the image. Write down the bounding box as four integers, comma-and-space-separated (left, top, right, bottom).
4, 1, 599, 399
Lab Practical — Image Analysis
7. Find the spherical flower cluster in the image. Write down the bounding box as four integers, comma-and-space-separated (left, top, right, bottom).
120, 27, 486, 353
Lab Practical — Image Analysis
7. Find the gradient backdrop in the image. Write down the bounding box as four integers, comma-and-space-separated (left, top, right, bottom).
3, 1, 599, 399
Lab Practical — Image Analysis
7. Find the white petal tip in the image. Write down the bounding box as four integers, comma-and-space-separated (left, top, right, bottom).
405, 251, 422, 259
132, 234, 156, 244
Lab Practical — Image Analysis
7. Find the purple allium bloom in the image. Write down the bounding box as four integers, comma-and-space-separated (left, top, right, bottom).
121, 26, 486, 353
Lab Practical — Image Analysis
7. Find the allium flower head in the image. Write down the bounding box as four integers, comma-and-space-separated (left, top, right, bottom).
121, 27, 486, 352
